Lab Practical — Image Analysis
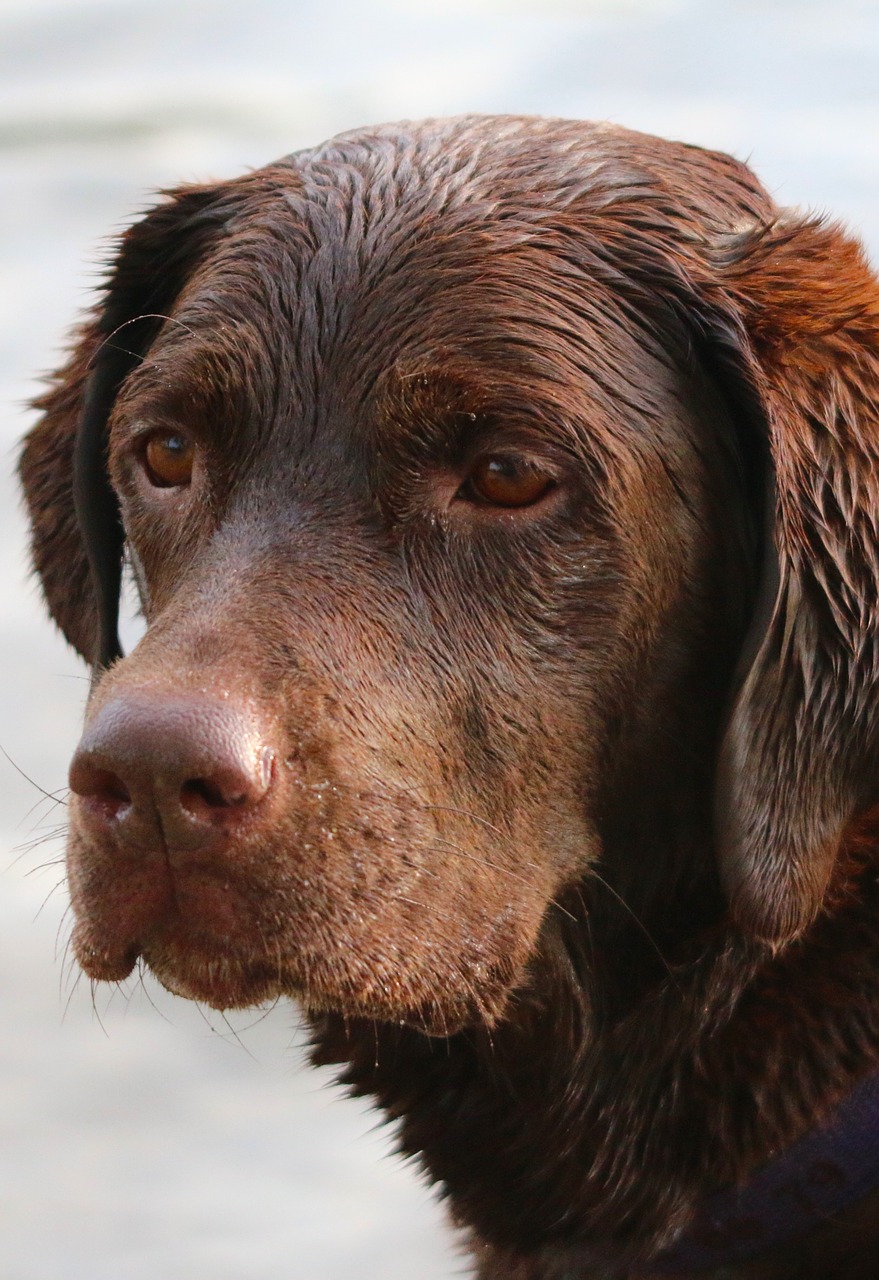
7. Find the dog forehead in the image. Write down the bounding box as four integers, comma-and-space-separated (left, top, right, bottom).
160, 133, 649, 398
284, 114, 773, 239
143, 185, 566, 450
169, 112, 743, 315
165, 112, 771, 378
125, 116, 765, 488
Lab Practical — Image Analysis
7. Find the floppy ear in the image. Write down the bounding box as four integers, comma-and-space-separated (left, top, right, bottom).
19, 183, 241, 666
705, 216, 879, 942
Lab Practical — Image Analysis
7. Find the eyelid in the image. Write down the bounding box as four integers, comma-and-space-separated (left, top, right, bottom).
123, 418, 198, 447
459, 439, 564, 482
444, 440, 564, 519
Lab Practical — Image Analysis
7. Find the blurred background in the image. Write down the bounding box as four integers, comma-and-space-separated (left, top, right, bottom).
2, 1, 879, 1277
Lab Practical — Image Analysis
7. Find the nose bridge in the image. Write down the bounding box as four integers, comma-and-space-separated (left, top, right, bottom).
81, 466, 428, 724
134, 502, 411, 687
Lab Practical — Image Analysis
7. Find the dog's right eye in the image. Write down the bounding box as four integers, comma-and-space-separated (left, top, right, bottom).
460, 454, 557, 509
141, 430, 195, 489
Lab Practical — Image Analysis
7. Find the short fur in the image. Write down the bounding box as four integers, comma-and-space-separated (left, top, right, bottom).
19, 116, 879, 1278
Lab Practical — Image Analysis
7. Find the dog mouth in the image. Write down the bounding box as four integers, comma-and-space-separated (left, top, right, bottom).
67, 847, 300, 1008
69, 889, 517, 1035
66, 800, 541, 1032
70, 921, 143, 984
69, 914, 293, 1008
70, 919, 490, 1034
143, 939, 294, 1009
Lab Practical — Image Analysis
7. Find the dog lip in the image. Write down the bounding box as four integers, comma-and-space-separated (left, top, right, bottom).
70, 920, 142, 982
143, 940, 290, 1010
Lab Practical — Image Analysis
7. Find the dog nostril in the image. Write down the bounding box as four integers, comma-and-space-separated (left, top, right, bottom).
182, 778, 232, 809
178, 750, 274, 819
181, 776, 248, 811
70, 698, 276, 841
69, 760, 132, 816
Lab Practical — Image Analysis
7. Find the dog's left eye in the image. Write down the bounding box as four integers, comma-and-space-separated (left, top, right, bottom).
461, 454, 556, 508
141, 431, 195, 488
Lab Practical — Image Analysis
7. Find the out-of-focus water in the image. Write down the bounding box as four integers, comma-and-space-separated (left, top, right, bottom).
2, 2, 878, 1277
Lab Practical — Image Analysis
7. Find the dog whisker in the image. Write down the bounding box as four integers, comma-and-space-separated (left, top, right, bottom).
1, 746, 68, 808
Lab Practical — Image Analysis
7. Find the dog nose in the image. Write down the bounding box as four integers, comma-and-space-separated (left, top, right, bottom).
69, 694, 275, 850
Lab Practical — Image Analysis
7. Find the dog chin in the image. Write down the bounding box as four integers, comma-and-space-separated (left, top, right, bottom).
142, 943, 287, 1010
140, 940, 483, 1034
134, 942, 460, 1029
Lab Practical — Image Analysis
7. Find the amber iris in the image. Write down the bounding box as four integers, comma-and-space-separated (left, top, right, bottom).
143, 431, 195, 488
467, 455, 554, 508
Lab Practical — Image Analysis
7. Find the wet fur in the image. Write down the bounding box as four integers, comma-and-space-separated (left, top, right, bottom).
19, 117, 879, 1277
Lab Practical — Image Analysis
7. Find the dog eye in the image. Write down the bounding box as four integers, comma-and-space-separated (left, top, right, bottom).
463, 455, 556, 508
142, 431, 195, 488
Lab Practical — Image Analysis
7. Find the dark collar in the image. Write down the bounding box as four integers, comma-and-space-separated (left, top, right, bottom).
652, 1067, 879, 1274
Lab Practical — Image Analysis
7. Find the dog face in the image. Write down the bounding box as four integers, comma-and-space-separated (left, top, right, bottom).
20, 117, 879, 1035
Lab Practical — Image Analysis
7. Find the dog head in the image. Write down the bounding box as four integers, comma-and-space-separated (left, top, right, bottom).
20, 117, 879, 1034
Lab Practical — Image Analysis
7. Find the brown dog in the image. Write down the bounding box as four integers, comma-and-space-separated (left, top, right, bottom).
20, 117, 879, 1278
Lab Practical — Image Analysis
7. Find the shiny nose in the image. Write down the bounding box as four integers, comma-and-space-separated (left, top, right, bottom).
69, 694, 275, 850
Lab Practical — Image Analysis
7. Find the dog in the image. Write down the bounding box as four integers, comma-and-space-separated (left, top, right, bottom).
20, 116, 879, 1278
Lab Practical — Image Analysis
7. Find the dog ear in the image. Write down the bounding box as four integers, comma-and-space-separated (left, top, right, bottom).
19, 183, 241, 666
703, 216, 879, 942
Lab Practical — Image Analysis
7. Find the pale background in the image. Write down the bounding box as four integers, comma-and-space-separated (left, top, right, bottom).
2, 2, 879, 1277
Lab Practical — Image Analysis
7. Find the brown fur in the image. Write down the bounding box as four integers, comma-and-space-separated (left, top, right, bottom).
19, 117, 879, 1278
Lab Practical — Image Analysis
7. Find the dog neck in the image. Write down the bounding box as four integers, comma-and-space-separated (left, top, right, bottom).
311, 842, 879, 1278
654, 1065, 879, 1273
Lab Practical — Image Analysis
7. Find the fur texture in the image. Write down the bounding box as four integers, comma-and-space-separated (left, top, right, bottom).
19, 117, 879, 1278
